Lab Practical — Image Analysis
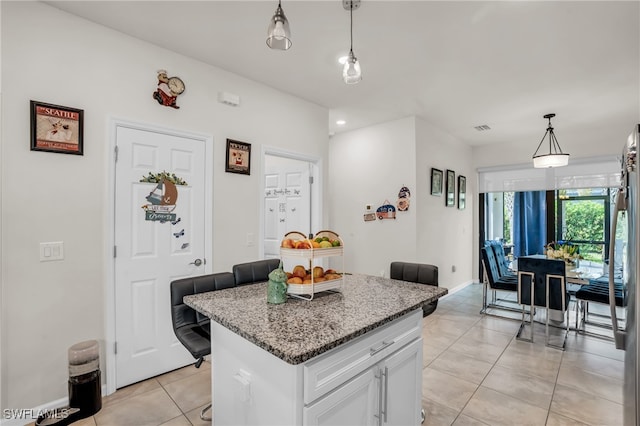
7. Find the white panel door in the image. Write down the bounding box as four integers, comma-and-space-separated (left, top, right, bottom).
264, 157, 311, 260
114, 125, 207, 388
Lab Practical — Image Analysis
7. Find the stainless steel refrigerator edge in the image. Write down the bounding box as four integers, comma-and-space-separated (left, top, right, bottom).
610, 124, 640, 426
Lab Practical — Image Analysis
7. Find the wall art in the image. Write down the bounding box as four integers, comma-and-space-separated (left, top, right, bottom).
30, 100, 84, 155
446, 169, 456, 207
153, 69, 185, 109
225, 139, 251, 175
140, 171, 188, 223
376, 200, 396, 220
396, 185, 411, 211
458, 175, 466, 210
430, 168, 443, 196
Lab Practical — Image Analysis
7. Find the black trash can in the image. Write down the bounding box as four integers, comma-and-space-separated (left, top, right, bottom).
35, 340, 101, 426
68, 340, 102, 417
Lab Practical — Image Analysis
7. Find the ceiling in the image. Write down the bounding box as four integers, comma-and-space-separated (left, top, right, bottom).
45, 1, 639, 149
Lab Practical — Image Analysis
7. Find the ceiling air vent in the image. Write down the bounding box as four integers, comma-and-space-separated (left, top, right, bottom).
474, 125, 491, 131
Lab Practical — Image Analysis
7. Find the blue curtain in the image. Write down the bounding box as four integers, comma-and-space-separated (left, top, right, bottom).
513, 191, 546, 257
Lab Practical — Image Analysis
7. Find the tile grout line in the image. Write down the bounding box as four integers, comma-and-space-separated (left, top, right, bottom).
447, 328, 521, 426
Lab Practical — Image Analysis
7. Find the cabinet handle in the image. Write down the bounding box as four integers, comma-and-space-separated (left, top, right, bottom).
375, 371, 383, 426
370, 340, 394, 356
382, 366, 389, 422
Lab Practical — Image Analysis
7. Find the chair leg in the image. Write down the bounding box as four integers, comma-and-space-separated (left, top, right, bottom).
516, 301, 534, 343
200, 402, 212, 421
544, 307, 568, 351
481, 281, 488, 314
195, 357, 204, 369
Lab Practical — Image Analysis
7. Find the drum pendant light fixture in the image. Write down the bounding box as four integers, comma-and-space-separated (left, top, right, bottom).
266, 0, 292, 50
532, 113, 569, 168
342, 0, 362, 84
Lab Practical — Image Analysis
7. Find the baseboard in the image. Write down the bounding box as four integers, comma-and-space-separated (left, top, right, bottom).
1, 385, 107, 426
440, 280, 476, 299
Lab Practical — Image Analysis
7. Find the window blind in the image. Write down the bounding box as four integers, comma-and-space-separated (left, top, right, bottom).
477, 156, 621, 193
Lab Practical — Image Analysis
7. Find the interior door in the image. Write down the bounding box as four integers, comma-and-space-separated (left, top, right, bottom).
114, 125, 207, 388
264, 156, 311, 260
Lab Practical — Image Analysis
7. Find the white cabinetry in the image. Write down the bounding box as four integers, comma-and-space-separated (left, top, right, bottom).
304, 338, 422, 426
210, 309, 424, 426
303, 366, 378, 426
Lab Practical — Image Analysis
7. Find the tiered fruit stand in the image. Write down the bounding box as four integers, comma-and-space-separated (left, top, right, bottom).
280, 230, 344, 301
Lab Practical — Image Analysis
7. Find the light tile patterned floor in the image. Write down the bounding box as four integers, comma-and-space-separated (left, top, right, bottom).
57, 282, 624, 425
423, 283, 624, 426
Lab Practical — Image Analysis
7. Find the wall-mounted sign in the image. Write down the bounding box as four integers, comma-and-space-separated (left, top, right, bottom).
30, 100, 84, 155
225, 139, 251, 175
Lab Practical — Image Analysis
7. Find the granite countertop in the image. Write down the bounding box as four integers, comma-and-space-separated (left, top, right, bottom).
184, 273, 447, 365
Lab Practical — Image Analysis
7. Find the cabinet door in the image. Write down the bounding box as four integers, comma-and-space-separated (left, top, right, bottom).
380, 339, 422, 426
304, 367, 378, 426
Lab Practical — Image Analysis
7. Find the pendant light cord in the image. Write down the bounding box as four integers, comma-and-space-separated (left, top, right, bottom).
349, 1, 354, 54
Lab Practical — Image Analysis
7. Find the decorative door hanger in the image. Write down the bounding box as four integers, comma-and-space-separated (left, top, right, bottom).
140, 171, 190, 249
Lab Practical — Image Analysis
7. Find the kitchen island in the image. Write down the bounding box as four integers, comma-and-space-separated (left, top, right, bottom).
184, 273, 447, 426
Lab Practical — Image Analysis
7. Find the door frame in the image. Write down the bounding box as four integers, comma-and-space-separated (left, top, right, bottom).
259, 146, 323, 259
105, 118, 213, 395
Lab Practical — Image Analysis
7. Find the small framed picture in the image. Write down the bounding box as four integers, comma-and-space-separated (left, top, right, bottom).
430, 168, 443, 196
446, 169, 455, 207
30, 100, 84, 155
458, 175, 466, 210
225, 139, 251, 175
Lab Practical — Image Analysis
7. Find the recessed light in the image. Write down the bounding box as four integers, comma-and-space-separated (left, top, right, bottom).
474, 124, 491, 131
336, 120, 346, 126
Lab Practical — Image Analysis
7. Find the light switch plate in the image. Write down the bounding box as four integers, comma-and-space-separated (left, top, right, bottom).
40, 241, 64, 262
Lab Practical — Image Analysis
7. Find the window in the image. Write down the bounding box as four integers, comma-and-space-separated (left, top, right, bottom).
555, 188, 611, 262
483, 187, 618, 263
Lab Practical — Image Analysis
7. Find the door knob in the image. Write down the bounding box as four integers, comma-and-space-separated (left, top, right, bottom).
190, 259, 203, 267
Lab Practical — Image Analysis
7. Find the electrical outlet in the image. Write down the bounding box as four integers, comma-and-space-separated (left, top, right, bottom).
246, 233, 254, 247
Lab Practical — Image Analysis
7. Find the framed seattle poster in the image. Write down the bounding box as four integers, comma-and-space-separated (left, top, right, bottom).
446, 169, 455, 207
225, 139, 251, 175
30, 101, 84, 155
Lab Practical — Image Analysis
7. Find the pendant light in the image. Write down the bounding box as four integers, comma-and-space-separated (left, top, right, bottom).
342, 0, 362, 84
266, 0, 291, 50
532, 113, 570, 168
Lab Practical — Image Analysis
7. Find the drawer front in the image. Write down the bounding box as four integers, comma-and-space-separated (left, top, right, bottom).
304, 309, 422, 405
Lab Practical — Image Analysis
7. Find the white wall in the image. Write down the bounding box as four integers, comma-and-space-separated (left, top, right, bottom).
1, 2, 328, 411
328, 117, 417, 276
328, 116, 475, 291
415, 118, 474, 290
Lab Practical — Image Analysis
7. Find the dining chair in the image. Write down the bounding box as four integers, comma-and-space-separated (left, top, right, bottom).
480, 247, 519, 316
574, 275, 625, 339
484, 240, 515, 279
516, 256, 569, 350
